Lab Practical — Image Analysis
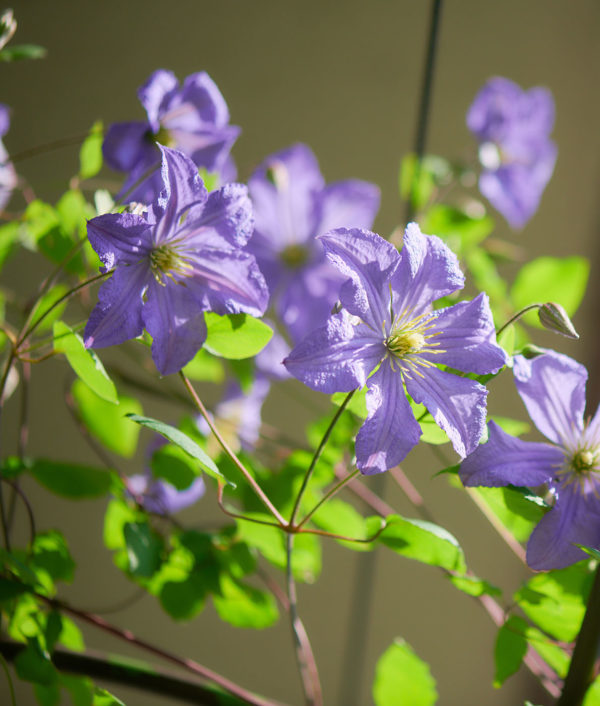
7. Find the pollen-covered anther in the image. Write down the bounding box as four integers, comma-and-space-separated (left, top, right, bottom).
150, 244, 192, 285
385, 330, 426, 358
572, 449, 596, 474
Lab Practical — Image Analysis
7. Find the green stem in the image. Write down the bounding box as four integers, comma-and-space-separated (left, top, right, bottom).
0, 652, 16, 706
556, 565, 600, 706
289, 389, 356, 527
296, 470, 360, 529
495, 303, 542, 338
180, 372, 286, 526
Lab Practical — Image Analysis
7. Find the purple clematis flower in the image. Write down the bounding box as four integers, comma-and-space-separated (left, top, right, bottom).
0, 103, 17, 211
460, 350, 600, 571
467, 77, 557, 229
247, 143, 380, 343
84, 145, 268, 376
103, 69, 240, 204
284, 224, 507, 474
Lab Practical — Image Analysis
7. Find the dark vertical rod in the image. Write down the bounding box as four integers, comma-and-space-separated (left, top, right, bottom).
404, 0, 444, 225
557, 566, 600, 706
338, 4, 445, 703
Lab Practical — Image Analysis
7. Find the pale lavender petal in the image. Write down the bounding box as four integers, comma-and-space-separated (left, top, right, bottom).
142, 277, 208, 375
391, 223, 465, 317
316, 180, 380, 234
129, 472, 206, 515
84, 262, 148, 349
526, 484, 600, 571
186, 248, 269, 318
278, 264, 344, 344
256, 327, 290, 380
356, 361, 422, 474
0, 140, 16, 212
171, 71, 232, 129
102, 121, 154, 172
405, 365, 487, 458
87, 212, 153, 269
319, 227, 400, 330
513, 352, 587, 447
168, 124, 240, 176
248, 144, 324, 248
154, 146, 208, 243
138, 69, 179, 131
0, 104, 9, 137
216, 378, 272, 451
467, 77, 524, 143
460, 421, 562, 488
178, 182, 253, 249
424, 293, 507, 374
284, 312, 384, 393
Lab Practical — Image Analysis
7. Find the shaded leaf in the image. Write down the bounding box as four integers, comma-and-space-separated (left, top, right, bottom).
213, 574, 278, 629
29, 459, 113, 499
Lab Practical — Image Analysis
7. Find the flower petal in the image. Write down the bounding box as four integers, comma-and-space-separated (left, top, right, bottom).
186, 248, 269, 318
84, 262, 148, 349
170, 71, 232, 129
316, 180, 380, 234
142, 277, 208, 375
154, 146, 208, 243
424, 293, 507, 374
87, 212, 153, 270
319, 227, 400, 330
405, 365, 487, 458
513, 351, 587, 448
459, 421, 562, 488
284, 312, 383, 393
391, 223, 465, 317
356, 361, 422, 474
138, 69, 179, 131
526, 484, 600, 571
102, 121, 154, 173
248, 143, 324, 248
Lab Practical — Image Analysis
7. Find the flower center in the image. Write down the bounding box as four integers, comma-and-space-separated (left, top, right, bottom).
571, 449, 596, 474
280, 244, 309, 268
149, 244, 192, 286
153, 126, 176, 149
385, 330, 426, 358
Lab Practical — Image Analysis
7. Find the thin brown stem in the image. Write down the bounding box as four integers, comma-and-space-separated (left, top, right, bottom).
180, 372, 286, 525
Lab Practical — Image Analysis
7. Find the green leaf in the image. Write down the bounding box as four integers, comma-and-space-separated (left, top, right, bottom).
494, 616, 528, 687
0, 221, 19, 270
151, 443, 198, 490
474, 486, 546, 543
197, 168, 220, 192
0, 576, 30, 602
583, 679, 600, 706
34, 682, 61, 706
373, 638, 438, 706
72, 380, 142, 457
93, 688, 126, 706
511, 256, 590, 328
310, 497, 369, 550
410, 402, 449, 445
29, 459, 113, 499
57, 616, 85, 652
182, 347, 225, 382
491, 415, 530, 437
376, 514, 466, 573
0, 43, 46, 61
53, 321, 117, 403
399, 154, 450, 212
14, 638, 57, 686
331, 388, 367, 418
448, 574, 501, 598
126, 414, 231, 486
79, 121, 104, 179
123, 522, 164, 578
514, 563, 593, 641
213, 574, 279, 629
32, 530, 75, 584
204, 313, 273, 359
28, 284, 69, 333
423, 204, 493, 255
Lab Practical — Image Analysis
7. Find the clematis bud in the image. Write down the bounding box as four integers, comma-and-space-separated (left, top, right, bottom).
538, 302, 579, 340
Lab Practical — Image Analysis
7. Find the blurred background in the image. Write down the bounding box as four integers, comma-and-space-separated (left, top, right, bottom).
2, 0, 599, 704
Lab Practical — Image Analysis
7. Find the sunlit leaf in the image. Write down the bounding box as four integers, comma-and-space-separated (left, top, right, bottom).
373, 638, 438, 706
79, 121, 104, 179
204, 313, 273, 359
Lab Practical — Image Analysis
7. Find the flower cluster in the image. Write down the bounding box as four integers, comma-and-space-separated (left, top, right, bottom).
103, 70, 239, 204
460, 350, 600, 570
0, 103, 17, 211
284, 224, 507, 474
467, 77, 556, 228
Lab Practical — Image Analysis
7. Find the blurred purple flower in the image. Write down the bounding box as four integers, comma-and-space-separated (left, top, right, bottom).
467, 77, 557, 229
103, 70, 240, 203
247, 144, 380, 343
0, 103, 17, 211
460, 350, 600, 571
284, 224, 506, 474
84, 146, 268, 375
